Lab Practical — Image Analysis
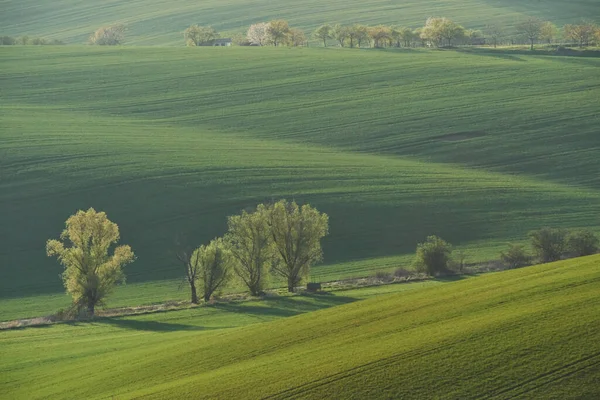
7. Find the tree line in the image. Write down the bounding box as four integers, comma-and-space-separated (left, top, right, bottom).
4, 19, 597, 49
46, 200, 328, 316
414, 227, 599, 276
181, 18, 600, 50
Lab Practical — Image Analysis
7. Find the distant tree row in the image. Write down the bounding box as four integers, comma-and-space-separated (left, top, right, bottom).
311, 18, 600, 50
0, 36, 64, 45
46, 201, 328, 316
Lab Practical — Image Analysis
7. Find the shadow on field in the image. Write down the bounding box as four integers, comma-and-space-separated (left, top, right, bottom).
95, 317, 209, 332
454, 48, 526, 62
211, 294, 357, 318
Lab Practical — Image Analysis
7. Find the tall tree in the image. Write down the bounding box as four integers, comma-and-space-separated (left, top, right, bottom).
314, 24, 332, 47
331, 24, 349, 47
540, 21, 558, 44
193, 238, 233, 302
397, 27, 414, 47
226, 205, 272, 296
46, 208, 135, 316
516, 18, 544, 50
266, 200, 329, 292
368, 25, 392, 48
287, 28, 307, 47
353, 24, 369, 48
268, 19, 291, 46
247, 22, 271, 46
175, 239, 200, 304
485, 24, 504, 48
184, 25, 220, 46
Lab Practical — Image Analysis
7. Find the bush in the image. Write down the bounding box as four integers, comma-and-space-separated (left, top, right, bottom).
374, 270, 393, 281
413, 235, 453, 276
393, 267, 411, 279
89, 24, 125, 45
566, 229, 599, 257
529, 227, 567, 263
500, 244, 531, 269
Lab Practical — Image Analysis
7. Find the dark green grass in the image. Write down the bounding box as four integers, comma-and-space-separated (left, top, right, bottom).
1, 47, 600, 320
1, 256, 598, 399
1, 0, 598, 45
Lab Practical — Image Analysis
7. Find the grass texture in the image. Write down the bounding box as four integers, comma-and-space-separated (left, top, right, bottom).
1, 255, 599, 398
1, 47, 600, 320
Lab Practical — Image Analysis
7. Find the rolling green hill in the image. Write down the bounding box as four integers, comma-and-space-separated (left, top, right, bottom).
2, 256, 599, 399
1, 0, 599, 45
1, 46, 600, 320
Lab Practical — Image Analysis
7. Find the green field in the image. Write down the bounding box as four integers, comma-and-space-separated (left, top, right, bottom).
1, 0, 599, 45
1, 46, 600, 320
1, 256, 599, 399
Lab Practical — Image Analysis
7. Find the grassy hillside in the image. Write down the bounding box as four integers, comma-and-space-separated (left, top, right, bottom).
1, 47, 600, 318
2, 256, 599, 399
1, 0, 599, 45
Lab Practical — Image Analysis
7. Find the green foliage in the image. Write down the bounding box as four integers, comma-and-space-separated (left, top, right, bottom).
313, 24, 331, 47
2, 256, 599, 398
266, 200, 329, 292
529, 227, 567, 263
184, 25, 219, 46
0, 35, 16, 45
192, 237, 233, 301
413, 235, 453, 276
89, 24, 125, 45
500, 244, 531, 269
226, 205, 273, 296
566, 229, 599, 257
46, 208, 135, 315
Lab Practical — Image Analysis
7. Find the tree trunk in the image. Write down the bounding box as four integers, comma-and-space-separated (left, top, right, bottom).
530, 39, 534, 51
287, 276, 296, 293
203, 291, 211, 302
87, 301, 95, 317
190, 281, 198, 304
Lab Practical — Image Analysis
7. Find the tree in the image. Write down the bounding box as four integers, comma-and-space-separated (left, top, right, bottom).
397, 27, 414, 47
266, 200, 329, 292
501, 244, 531, 269
540, 21, 558, 44
331, 24, 349, 47
466, 29, 484, 45
368, 25, 392, 48
486, 24, 504, 48
226, 205, 272, 296
0, 36, 16, 45
46, 208, 135, 316
564, 21, 598, 47
287, 28, 306, 47
193, 238, 233, 301
516, 18, 543, 50
413, 235, 453, 276
314, 24, 331, 47
247, 22, 271, 46
184, 25, 220, 46
268, 19, 290, 46
438, 18, 466, 47
352, 25, 369, 48
89, 24, 125, 46
566, 230, 599, 257
175, 240, 200, 304
529, 227, 567, 263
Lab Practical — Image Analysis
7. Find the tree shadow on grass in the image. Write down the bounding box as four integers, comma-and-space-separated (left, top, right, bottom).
454, 48, 526, 62
211, 294, 358, 318
94, 317, 214, 332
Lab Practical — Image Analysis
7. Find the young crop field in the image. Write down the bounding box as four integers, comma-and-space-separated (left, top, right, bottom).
1, 256, 599, 399
1, 46, 600, 320
1, 0, 599, 45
